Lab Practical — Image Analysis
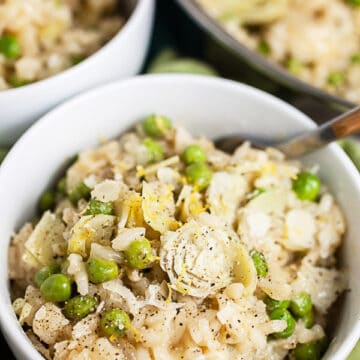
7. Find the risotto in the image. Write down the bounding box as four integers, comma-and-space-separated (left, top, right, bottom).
9, 115, 346, 360
0, 0, 123, 90
197, 0, 360, 104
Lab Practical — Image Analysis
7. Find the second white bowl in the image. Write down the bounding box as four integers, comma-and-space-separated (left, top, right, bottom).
0, 0, 155, 146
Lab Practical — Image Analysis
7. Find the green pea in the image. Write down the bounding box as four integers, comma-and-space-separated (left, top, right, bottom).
0, 35, 21, 59
327, 71, 345, 87
264, 297, 290, 313
347, 0, 360, 6
293, 342, 321, 360
269, 308, 296, 339
8, 74, 29, 88
351, 53, 360, 64
185, 162, 212, 191
57, 177, 67, 195
84, 199, 114, 216
63, 295, 98, 321
292, 172, 321, 201
71, 54, 86, 65
257, 39, 271, 56
290, 292, 312, 317
86, 258, 118, 283
34, 264, 60, 288
40, 274, 72, 302
318, 336, 329, 355
100, 309, 131, 338
124, 238, 154, 270
183, 145, 206, 165
69, 181, 91, 205
142, 138, 164, 163
142, 115, 172, 137
39, 191, 56, 213
249, 250, 268, 278
302, 309, 315, 329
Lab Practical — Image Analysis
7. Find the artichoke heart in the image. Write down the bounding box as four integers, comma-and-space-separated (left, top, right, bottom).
160, 214, 257, 298
23, 211, 66, 266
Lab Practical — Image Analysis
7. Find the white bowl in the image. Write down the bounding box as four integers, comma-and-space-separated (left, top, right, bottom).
0, 75, 359, 359
0, 0, 155, 147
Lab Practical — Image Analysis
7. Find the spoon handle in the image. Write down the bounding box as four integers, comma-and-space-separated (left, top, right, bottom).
277, 106, 360, 157
331, 106, 360, 138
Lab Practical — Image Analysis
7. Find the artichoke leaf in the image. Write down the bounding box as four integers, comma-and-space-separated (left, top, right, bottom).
206, 172, 248, 221
247, 188, 286, 214
142, 181, 179, 234
23, 211, 65, 266
232, 243, 257, 297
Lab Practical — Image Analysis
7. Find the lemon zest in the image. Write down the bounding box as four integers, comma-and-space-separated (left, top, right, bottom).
179, 176, 187, 185
128, 324, 141, 342
282, 224, 289, 239
68, 217, 95, 256
173, 263, 190, 295
136, 165, 146, 179
260, 161, 277, 175
124, 194, 145, 228
109, 334, 118, 342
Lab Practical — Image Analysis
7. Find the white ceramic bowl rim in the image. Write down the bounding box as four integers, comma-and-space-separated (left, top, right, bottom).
0, 0, 145, 96
1, 74, 360, 359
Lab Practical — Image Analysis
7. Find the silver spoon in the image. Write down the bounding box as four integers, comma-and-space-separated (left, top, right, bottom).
215, 106, 360, 157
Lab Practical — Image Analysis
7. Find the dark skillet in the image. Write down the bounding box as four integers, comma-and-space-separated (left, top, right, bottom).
175, 0, 355, 112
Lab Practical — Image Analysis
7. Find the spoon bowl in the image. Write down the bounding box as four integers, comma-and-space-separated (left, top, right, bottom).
215, 106, 360, 157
